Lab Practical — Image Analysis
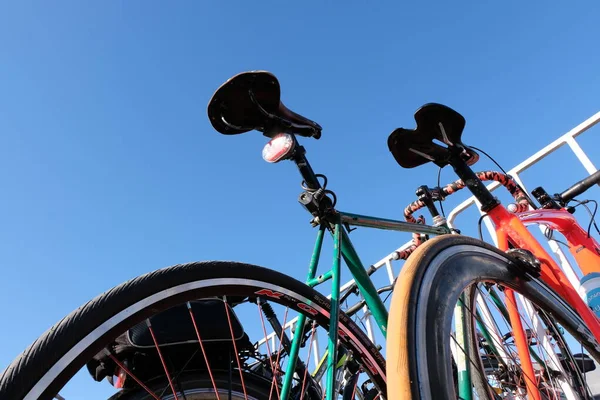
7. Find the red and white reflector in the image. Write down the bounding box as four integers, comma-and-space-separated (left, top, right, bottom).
113, 366, 127, 388
262, 133, 295, 163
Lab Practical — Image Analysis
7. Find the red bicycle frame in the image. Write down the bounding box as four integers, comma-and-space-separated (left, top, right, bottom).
402, 164, 600, 397
517, 208, 600, 276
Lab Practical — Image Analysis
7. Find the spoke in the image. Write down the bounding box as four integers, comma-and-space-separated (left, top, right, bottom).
299, 322, 317, 400
268, 306, 289, 400
187, 302, 222, 400
147, 319, 180, 400
223, 296, 249, 400
108, 353, 161, 400
257, 303, 281, 399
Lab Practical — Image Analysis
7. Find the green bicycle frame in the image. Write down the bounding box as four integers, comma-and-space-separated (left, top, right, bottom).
279, 211, 449, 400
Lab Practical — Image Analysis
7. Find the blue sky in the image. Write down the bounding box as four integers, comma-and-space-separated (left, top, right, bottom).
1, 0, 600, 385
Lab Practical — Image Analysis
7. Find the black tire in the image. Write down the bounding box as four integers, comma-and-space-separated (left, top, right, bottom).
110, 371, 274, 399
0, 261, 386, 400
386, 235, 600, 400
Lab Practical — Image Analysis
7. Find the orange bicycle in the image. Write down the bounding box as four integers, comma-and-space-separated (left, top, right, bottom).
385, 103, 600, 399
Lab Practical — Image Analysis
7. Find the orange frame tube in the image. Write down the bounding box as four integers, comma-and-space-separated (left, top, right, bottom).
496, 229, 540, 399
504, 288, 541, 400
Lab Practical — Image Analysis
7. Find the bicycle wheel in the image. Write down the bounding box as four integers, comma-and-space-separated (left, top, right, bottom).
0, 261, 386, 400
386, 235, 600, 399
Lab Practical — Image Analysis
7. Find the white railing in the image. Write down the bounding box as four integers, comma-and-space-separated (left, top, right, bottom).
257, 111, 599, 364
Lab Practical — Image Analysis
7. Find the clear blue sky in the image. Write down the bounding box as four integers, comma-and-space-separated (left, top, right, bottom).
1, 0, 600, 382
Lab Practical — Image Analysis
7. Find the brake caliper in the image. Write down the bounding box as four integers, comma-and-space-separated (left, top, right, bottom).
505, 248, 541, 280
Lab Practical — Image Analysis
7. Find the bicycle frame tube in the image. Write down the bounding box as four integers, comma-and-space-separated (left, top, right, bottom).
517, 209, 600, 276
504, 288, 542, 400
338, 211, 449, 335
339, 228, 389, 336
339, 211, 450, 236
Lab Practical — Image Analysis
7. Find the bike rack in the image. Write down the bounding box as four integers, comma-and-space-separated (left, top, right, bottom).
257, 111, 600, 365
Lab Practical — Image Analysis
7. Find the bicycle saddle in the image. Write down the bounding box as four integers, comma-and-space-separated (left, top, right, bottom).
207, 71, 322, 139
387, 103, 476, 168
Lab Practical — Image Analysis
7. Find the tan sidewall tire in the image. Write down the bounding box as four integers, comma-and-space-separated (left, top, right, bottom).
386, 235, 454, 400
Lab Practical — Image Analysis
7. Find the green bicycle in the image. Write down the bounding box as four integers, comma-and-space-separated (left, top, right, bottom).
0, 71, 450, 400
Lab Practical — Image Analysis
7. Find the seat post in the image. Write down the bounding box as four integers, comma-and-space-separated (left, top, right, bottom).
448, 147, 500, 212
291, 139, 321, 191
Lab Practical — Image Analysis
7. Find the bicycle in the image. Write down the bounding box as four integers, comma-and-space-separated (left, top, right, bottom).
0, 71, 452, 400
384, 103, 600, 399
398, 169, 600, 398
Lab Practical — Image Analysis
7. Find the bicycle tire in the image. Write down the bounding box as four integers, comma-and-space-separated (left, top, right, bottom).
0, 261, 386, 400
386, 235, 600, 400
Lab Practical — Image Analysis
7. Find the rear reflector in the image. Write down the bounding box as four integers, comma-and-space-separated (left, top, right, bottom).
262, 133, 295, 163
114, 366, 127, 388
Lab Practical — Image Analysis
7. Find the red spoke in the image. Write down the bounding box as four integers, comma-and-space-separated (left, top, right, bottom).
223, 296, 249, 400
108, 354, 161, 400
188, 302, 221, 400
268, 307, 289, 400
147, 319, 180, 400
299, 323, 317, 400
258, 303, 281, 399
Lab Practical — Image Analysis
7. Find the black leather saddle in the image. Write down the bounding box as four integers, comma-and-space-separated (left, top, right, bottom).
387, 103, 477, 168
207, 71, 322, 139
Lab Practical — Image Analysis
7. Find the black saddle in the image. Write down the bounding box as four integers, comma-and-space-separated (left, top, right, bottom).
207, 71, 322, 139
388, 103, 477, 168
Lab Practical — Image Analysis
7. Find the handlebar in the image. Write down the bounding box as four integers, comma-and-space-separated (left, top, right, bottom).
559, 170, 600, 204
395, 171, 530, 261
403, 171, 531, 223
